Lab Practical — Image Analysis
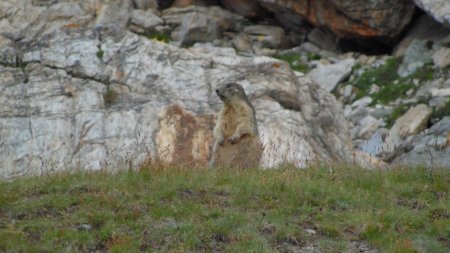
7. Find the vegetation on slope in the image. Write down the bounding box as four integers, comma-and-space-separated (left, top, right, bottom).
0, 166, 449, 252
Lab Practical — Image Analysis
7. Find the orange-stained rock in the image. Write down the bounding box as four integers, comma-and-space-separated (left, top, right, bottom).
258, 0, 416, 38
155, 104, 214, 167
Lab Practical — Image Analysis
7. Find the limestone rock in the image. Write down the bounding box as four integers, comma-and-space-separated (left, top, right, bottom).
155, 105, 214, 166
232, 33, 253, 53
430, 88, 450, 97
95, 0, 132, 29
243, 25, 286, 49
176, 12, 220, 45
162, 5, 241, 30
360, 129, 389, 157
352, 96, 373, 108
132, 0, 158, 10
308, 58, 355, 92
432, 47, 450, 69
382, 104, 432, 155
352, 150, 387, 170
397, 40, 433, 77
413, 0, 450, 27
0, 26, 353, 178
392, 117, 450, 167
130, 9, 164, 30
394, 15, 450, 58
357, 115, 381, 139
415, 78, 446, 101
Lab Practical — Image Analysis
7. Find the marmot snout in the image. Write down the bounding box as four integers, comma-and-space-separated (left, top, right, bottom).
210, 83, 262, 169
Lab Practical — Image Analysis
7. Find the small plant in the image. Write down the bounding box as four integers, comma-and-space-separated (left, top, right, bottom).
144, 31, 170, 43
409, 63, 434, 82
96, 50, 104, 60
350, 58, 424, 105
275, 53, 310, 73
260, 41, 272, 49
103, 89, 117, 106
351, 58, 401, 101
386, 104, 408, 128
306, 52, 321, 61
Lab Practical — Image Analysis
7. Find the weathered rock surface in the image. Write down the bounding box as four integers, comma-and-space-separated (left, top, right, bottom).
394, 15, 450, 58
393, 117, 450, 167
129, 9, 164, 31
0, 26, 353, 177
176, 12, 220, 45
398, 40, 433, 77
132, 0, 158, 10
413, 0, 450, 27
243, 25, 286, 49
432, 47, 450, 69
257, 0, 415, 39
308, 58, 355, 92
382, 104, 432, 157
162, 5, 241, 29
162, 5, 242, 45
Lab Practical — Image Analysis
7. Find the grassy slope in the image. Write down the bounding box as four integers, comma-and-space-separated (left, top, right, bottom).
0, 166, 449, 253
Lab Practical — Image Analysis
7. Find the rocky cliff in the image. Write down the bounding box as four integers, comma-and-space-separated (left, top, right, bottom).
1, 0, 449, 178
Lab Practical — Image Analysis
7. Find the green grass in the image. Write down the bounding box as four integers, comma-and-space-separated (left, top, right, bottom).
350, 58, 437, 105
103, 89, 118, 106
96, 50, 104, 60
0, 166, 449, 252
386, 104, 409, 128
275, 53, 311, 73
143, 31, 170, 43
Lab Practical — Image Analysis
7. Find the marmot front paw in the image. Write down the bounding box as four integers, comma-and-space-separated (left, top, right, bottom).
217, 136, 225, 146
228, 135, 241, 144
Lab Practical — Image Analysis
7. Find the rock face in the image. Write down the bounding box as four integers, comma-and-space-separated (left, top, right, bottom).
308, 58, 355, 92
382, 104, 432, 157
257, 0, 416, 39
397, 40, 433, 77
0, 0, 353, 178
413, 0, 450, 27
162, 5, 243, 44
393, 117, 450, 167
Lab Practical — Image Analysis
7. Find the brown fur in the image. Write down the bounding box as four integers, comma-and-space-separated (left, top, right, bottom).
210, 83, 262, 169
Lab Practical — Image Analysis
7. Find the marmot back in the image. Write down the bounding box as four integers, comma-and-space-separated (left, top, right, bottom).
210, 83, 262, 169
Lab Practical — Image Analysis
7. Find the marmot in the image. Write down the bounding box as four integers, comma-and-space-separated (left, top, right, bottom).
210, 83, 262, 169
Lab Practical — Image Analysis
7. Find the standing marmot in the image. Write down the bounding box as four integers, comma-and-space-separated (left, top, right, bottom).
210, 83, 262, 169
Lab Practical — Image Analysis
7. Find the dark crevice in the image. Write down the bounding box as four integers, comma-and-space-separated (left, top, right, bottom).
23, 60, 110, 85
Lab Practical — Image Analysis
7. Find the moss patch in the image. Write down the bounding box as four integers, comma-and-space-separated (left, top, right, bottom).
409, 63, 434, 82
96, 50, 104, 60
275, 53, 310, 73
386, 105, 409, 128
349, 58, 432, 105
103, 89, 118, 106
143, 31, 170, 43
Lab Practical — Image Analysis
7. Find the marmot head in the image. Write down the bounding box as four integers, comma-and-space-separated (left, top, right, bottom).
215, 83, 247, 102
